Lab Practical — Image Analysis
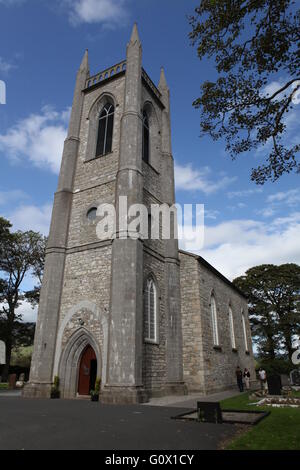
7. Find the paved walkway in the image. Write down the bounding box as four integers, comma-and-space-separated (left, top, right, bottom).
145, 389, 243, 408
0, 397, 237, 450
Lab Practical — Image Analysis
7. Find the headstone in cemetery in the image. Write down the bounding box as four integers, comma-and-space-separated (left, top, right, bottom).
0, 340, 5, 365
8, 374, 17, 390
197, 401, 223, 424
290, 369, 300, 386
267, 374, 282, 395
16, 373, 26, 388
19, 373, 25, 382
280, 374, 290, 387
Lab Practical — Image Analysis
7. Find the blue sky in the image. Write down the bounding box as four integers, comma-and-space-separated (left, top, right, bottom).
0, 0, 299, 320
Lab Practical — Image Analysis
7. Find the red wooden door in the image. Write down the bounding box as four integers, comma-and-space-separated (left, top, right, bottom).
78, 345, 97, 395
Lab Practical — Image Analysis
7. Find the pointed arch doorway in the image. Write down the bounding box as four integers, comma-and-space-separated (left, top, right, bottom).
58, 327, 103, 398
78, 345, 97, 396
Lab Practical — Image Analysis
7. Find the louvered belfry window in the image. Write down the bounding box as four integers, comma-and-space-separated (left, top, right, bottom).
96, 103, 114, 157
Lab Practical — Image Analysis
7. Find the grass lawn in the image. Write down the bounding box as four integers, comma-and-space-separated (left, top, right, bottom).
0, 383, 9, 390
221, 392, 300, 450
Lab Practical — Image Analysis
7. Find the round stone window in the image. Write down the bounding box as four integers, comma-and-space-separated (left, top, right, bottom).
87, 207, 97, 221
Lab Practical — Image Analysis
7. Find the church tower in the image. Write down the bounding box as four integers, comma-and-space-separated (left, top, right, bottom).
25, 24, 185, 403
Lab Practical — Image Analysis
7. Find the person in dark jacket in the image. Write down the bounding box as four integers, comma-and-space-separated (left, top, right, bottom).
236, 366, 244, 392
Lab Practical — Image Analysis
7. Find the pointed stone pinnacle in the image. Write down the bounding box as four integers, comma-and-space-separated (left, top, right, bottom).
129, 22, 141, 44
158, 67, 168, 91
79, 49, 89, 72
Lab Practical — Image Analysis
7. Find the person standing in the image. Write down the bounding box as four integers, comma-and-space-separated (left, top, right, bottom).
236, 366, 244, 392
258, 368, 267, 393
243, 368, 251, 390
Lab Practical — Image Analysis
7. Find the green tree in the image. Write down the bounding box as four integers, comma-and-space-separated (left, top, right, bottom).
0, 219, 46, 380
233, 264, 300, 361
189, 1, 300, 184
0, 216, 11, 241
24, 234, 47, 307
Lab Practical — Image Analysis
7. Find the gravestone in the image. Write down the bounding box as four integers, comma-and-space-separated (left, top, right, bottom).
8, 374, 17, 390
19, 373, 25, 382
267, 374, 282, 395
16, 373, 26, 389
290, 369, 300, 386
0, 341, 5, 365
280, 374, 290, 387
197, 401, 223, 424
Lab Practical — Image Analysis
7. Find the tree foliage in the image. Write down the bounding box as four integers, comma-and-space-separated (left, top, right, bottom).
0, 217, 46, 379
233, 264, 300, 361
189, 0, 300, 184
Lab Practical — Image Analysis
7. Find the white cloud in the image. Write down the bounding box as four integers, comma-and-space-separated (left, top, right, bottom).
0, 300, 37, 323
0, 0, 25, 5
262, 80, 286, 100
256, 207, 276, 218
179, 214, 300, 280
227, 202, 247, 212
64, 0, 128, 26
227, 188, 263, 199
205, 209, 220, 220
0, 106, 69, 174
0, 0, 130, 27
271, 212, 300, 226
17, 300, 38, 323
175, 162, 236, 195
263, 79, 300, 106
256, 188, 300, 218
9, 203, 52, 235
292, 81, 300, 105
0, 57, 16, 74
267, 188, 300, 206
0, 189, 28, 206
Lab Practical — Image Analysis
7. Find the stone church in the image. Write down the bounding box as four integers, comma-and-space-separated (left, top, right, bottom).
24, 25, 255, 403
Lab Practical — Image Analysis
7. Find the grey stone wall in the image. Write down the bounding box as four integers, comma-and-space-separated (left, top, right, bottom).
59, 245, 112, 326
142, 251, 167, 394
52, 75, 126, 392
180, 251, 256, 393
180, 252, 206, 392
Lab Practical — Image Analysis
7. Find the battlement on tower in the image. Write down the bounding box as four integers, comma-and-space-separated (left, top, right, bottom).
84, 59, 163, 107
85, 60, 127, 90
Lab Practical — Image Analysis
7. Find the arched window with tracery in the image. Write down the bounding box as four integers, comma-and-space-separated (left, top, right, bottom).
95, 103, 114, 157
210, 294, 219, 346
142, 110, 149, 164
144, 277, 158, 342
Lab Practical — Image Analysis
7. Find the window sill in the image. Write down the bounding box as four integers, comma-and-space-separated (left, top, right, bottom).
85, 151, 114, 163
232, 348, 238, 353
144, 339, 159, 346
142, 160, 160, 175
213, 345, 222, 352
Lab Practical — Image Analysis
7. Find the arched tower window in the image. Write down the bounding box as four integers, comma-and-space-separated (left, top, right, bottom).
210, 294, 219, 346
142, 110, 150, 164
229, 306, 236, 349
242, 311, 249, 352
95, 103, 114, 157
144, 277, 158, 342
